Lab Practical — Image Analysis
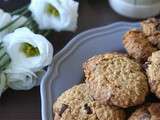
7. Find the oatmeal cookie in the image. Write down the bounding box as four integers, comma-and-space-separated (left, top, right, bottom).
83, 53, 148, 108
128, 103, 160, 120
141, 18, 160, 36
53, 84, 125, 120
148, 32, 160, 49
123, 29, 157, 62
146, 50, 160, 98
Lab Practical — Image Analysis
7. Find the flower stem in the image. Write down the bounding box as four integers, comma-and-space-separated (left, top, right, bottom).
0, 43, 11, 70
0, 48, 11, 71
43, 30, 52, 37
18, 16, 33, 28
0, 48, 6, 59
0, 9, 29, 32
11, 5, 29, 16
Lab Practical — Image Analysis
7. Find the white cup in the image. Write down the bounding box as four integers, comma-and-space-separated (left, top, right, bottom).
109, 0, 160, 19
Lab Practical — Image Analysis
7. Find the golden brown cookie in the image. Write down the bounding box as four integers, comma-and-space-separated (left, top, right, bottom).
123, 29, 157, 62
83, 53, 149, 108
146, 50, 160, 98
128, 103, 160, 120
148, 32, 160, 49
53, 84, 125, 120
141, 18, 160, 36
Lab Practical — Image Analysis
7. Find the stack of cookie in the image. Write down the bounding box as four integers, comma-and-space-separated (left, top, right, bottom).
53, 18, 160, 120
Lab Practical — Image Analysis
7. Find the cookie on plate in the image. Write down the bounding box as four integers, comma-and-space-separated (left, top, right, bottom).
146, 50, 160, 98
128, 103, 160, 120
148, 32, 160, 49
123, 29, 157, 62
53, 84, 125, 120
141, 18, 160, 36
83, 53, 148, 108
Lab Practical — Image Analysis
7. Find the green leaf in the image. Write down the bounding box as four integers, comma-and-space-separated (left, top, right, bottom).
0, 54, 11, 70
0, 72, 7, 91
0, 48, 6, 59
0, 9, 29, 32
11, 5, 29, 16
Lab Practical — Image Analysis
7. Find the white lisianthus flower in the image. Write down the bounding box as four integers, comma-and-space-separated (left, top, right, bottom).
0, 9, 12, 40
0, 72, 7, 96
5, 67, 37, 90
2, 27, 53, 72
29, 0, 79, 31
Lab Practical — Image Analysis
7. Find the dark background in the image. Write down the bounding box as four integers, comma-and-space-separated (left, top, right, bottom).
0, 0, 154, 120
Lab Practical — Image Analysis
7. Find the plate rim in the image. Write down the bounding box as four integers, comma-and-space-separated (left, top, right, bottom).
40, 21, 139, 120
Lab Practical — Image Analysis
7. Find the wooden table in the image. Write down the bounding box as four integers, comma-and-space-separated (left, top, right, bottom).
0, 0, 149, 119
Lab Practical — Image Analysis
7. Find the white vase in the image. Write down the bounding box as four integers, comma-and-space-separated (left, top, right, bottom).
109, 0, 160, 19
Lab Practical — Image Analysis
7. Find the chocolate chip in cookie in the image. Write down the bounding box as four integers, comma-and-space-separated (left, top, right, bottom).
84, 103, 92, 114
59, 104, 68, 117
142, 61, 151, 70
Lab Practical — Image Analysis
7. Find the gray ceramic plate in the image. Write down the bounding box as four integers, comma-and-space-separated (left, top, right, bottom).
40, 22, 139, 120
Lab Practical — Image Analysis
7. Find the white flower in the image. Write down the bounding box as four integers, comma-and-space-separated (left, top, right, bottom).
0, 72, 7, 96
6, 67, 37, 90
29, 0, 79, 31
5, 67, 46, 90
0, 9, 12, 40
2, 27, 53, 72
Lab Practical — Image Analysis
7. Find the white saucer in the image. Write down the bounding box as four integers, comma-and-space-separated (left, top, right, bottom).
109, 0, 160, 19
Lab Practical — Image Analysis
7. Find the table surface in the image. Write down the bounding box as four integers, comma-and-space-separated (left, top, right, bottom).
0, 0, 157, 120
